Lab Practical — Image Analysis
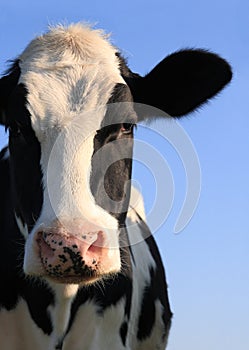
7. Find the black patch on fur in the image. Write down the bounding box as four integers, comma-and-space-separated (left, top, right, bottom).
55, 339, 63, 350
22, 279, 54, 335
0, 151, 53, 334
136, 219, 173, 342
137, 267, 156, 340
0, 62, 43, 231
0, 60, 21, 124
0, 150, 21, 310
120, 321, 128, 346
108, 82, 133, 104
101, 82, 136, 128
5, 82, 43, 230
90, 83, 136, 225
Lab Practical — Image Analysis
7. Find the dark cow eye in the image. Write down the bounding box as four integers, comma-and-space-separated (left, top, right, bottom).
120, 123, 134, 135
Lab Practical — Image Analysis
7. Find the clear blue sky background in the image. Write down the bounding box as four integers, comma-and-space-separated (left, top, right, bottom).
0, 1, 248, 349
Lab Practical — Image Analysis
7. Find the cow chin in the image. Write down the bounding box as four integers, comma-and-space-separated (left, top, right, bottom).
24, 228, 121, 285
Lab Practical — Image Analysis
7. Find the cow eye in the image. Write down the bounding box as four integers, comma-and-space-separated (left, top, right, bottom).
120, 123, 134, 135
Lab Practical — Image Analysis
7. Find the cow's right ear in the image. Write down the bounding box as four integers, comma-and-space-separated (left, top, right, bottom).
0, 61, 20, 125
126, 49, 232, 120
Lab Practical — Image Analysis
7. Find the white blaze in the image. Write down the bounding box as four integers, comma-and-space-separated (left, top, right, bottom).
16, 24, 127, 272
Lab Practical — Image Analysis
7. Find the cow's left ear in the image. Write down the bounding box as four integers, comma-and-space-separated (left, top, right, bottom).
127, 49, 232, 120
0, 61, 20, 125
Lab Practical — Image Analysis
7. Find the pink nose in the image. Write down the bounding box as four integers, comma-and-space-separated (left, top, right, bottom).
36, 220, 106, 283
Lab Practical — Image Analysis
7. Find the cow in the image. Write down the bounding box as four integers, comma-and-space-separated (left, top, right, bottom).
0, 24, 232, 350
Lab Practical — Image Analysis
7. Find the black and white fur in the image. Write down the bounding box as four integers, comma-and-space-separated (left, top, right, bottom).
0, 24, 232, 349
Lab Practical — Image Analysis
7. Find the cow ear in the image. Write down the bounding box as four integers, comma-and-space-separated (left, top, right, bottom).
128, 49, 232, 120
0, 61, 20, 125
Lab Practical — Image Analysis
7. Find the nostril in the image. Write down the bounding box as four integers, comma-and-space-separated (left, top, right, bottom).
37, 231, 55, 259
87, 231, 105, 253
37, 231, 50, 242
37, 231, 48, 244
41, 231, 54, 245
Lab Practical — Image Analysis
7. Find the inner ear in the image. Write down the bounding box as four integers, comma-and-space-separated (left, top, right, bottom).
0, 60, 21, 125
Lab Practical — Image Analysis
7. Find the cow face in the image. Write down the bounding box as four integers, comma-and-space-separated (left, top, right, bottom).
0, 24, 232, 284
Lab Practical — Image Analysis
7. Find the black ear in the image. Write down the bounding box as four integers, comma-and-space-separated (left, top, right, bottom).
127, 49, 232, 119
0, 61, 20, 125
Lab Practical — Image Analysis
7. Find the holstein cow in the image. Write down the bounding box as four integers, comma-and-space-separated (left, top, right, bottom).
0, 24, 231, 350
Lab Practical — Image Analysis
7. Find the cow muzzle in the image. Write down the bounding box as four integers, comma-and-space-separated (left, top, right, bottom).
35, 219, 120, 284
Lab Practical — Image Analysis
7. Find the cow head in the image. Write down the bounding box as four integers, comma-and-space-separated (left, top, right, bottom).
0, 24, 232, 284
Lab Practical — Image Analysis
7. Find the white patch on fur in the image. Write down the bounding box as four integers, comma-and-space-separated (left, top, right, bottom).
63, 298, 127, 349
17, 24, 126, 275
15, 213, 29, 239
0, 299, 49, 350
47, 283, 79, 350
128, 186, 146, 223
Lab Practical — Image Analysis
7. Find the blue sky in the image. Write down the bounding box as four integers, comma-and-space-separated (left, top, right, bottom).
0, 1, 248, 349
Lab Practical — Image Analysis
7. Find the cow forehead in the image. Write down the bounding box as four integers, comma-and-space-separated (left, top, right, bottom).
18, 24, 126, 136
